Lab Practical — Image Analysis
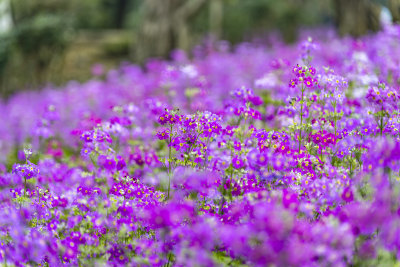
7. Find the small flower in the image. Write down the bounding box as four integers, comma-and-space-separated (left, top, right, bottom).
13, 163, 39, 180
156, 129, 170, 140
48, 220, 58, 231
336, 150, 346, 159
334, 90, 345, 103
293, 64, 305, 77
232, 157, 244, 169
341, 187, 354, 202
289, 78, 298, 88
116, 156, 126, 171
81, 147, 92, 158
309, 66, 316, 76
304, 77, 313, 87
80, 131, 93, 143
233, 141, 242, 151
98, 155, 116, 171
158, 116, 165, 124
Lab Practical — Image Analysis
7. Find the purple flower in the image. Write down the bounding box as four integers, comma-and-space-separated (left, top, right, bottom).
116, 156, 126, 170
289, 78, 298, 88
156, 129, 170, 140
47, 220, 58, 231
309, 66, 316, 76
303, 77, 313, 87
341, 187, 354, 202
98, 155, 116, 171
233, 141, 242, 151
157, 115, 168, 125
232, 157, 245, 169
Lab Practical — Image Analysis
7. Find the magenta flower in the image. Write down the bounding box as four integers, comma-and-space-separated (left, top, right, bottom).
156, 129, 170, 140
157, 114, 168, 125
303, 77, 313, 87
232, 157, 245, 169
47, 220, 58, 231
309, 66, 316, 76
116, 156, 126, 170
289, 78, 298, 88
98, 155, 116, 171
233, 141, 242, 151
341, 187, 354, 202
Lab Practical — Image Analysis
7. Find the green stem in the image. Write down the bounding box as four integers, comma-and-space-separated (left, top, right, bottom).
166, 253, 172, 267
202, 137, 210, 169
167, 125, 173, 200
24, 177, 27, 198
333, 100, 337, 138
219, 176, 227, 215
241, 116, 248, 143
184, 131, 201, 166
298, 86, 305, 153
349, 156, 353, 177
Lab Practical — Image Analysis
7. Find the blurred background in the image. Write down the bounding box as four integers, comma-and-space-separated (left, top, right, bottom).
0, 0, 397, 96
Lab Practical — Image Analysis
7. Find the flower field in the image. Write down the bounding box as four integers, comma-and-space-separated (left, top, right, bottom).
1, 26, 400, 266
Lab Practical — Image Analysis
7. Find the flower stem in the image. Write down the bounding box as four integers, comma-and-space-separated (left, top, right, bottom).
298, 86, 305, 153
219, 176, 227, 215
24, 177, 27, 198
167, 125, 172, 200
333, 100, 337, 138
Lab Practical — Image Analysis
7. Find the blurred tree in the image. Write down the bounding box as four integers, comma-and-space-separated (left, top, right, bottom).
0, 0, 12, 34
209, 0, 223, 39
134, 0, 207, 63
216, 0, 332, 43
70, 0, 135, 29
10, 0, 70, 24
115, 0, 129, 28
5, 0, 391, 95
70, 0, 111, 29
13, 14, 72, 79
333, 0, 381, 36
389, 0, 400, 22
0, 0, 73, 95
131, 0, 333, 62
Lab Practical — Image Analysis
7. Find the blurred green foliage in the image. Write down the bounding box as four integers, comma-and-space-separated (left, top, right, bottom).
0, 0, 74, 96
0, 33, 12, 76
126, 0, 333, 43
71, 0, 140, 29
220, 0, 333, 42
71, 0, 120, 29
14, 14, 72, 56
0, 0, 335, 96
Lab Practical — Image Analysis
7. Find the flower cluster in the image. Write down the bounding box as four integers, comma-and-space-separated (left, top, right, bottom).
0, 26, 400, 266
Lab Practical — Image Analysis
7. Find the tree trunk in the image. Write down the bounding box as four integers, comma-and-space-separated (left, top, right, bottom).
334, 0, 381, 37
134, 0, 207, 64
209, 0, 223, 39
115, 0, 128, 28
173, 0, 207, 51
135, 0, 174, 63
389, 0, 400, 23
175, 20, 190, 51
